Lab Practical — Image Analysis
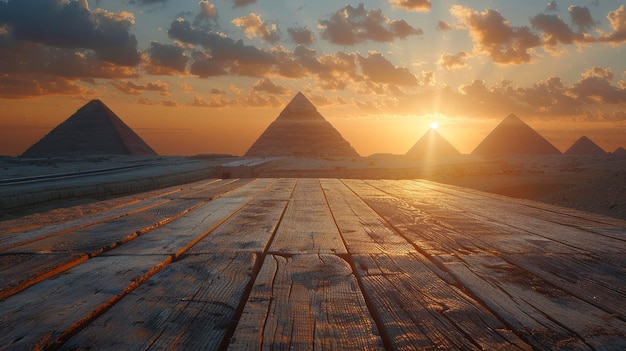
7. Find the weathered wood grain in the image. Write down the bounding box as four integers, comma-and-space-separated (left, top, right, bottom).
227, 254, 383, 350
59, 252, 258, 351
0, 179, 257, 302
0, 252, 88, 301
103, 179, 277, 257
0, 197, 170, 252
353, 253, 532, 350
269, 179, 347, 255
0, 178, 623, 350
0, 254, 172, 349
320, 178, 415, 255
366, 179, 626, 317
348, 179, 626, 349
442, 253, 626, 350
190, 179, 295, 254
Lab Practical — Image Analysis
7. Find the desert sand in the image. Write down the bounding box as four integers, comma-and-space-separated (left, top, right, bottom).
1, 153, 624, 232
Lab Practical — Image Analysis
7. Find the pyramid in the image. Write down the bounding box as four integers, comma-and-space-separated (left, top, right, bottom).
245, 92, 359, 157
613, 146, 626, 158
472, 114, 561, 155
21, 100, 157, 157
564, 136, 606, 155
406, 128, 461, 159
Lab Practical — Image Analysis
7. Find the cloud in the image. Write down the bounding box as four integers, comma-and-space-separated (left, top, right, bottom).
530, 13, 581, 47
194, 0, 218, 26
599, 5, 626, 43
230, 0, 256, 8
0, 40, 138, 81
436, 21, 451, 31
0, 73, 89, 99
582, 66, 615, 80
0, 0, 140, 66
358, 52, 419, 86
451, 5, 542, 64
147, 41, 189, 74
251, 78, 288, 94
388, 0, 432, 13
437, 51, 469, 70
287, 26, 314, 45
111, 80, 171, 96
568, 6, 597, 32
319, 4, 422, 46
232, 13, 281, 44
138, 97, 178, 107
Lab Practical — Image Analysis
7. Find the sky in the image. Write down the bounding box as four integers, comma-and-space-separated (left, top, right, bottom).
1, 0, 625, 156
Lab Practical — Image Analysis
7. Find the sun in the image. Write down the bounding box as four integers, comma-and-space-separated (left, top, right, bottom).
430, 122, 439, 129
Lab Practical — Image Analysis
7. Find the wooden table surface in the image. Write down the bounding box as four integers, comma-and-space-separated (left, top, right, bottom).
1, 178, 624, 350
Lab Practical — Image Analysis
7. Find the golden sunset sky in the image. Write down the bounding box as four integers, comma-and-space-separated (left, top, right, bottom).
1, 0, 625, 156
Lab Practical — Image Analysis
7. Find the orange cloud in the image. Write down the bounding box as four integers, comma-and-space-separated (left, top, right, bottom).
388, 0, 432, 12
437, 52, 469, 70
232, 13, 281, 44
111, 80, 171, 96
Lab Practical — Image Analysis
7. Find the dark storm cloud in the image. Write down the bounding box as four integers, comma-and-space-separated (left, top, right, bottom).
319, 4, 422, 46
287, 26, 315, 45
568, 6, 597, 32
168, 18, 275, 65
148, 42, 189, 74
0, 0, 140, 66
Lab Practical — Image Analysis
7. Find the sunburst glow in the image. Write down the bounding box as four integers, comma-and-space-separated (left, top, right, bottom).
430, 122, 439, 130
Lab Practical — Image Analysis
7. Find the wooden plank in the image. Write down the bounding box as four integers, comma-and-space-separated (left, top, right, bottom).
60, 252, 258, 351
441, 253, 626, 350
189, 180, 295, 254
7, 198, 205, 256
0, 178, 220, 235
180, 178, 255, 199
352, 253, 532, 350
346, 180, 626, 349
0, 197, 170, 252
0, 197, 208, 300
268, 179, 347, 255
227, 254, 383, 350
103, 179, 278, 258
320, 179, 415, 255
414, 179, 626, 229
0, 252, 88, 301
409, 179, 626, 239
370, 182, 626, 316
0, 254, 172, 349
503, 252, 626, 317
0, 179, 237, 252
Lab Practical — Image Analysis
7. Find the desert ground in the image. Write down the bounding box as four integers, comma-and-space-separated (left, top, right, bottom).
1, 153, 624, 229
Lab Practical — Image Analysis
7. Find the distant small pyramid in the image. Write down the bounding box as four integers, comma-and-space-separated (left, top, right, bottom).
613, 146, 626, 158
406, 128, 461, 159
245, 92, 359, 157
564, 136, 606, 155
21, 99, 157, 157
472, 114, 561, 155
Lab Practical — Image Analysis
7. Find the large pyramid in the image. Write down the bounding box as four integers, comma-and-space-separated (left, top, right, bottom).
22, 99, 157, 157
245, 92, 359, 157
472, 114, 561, 156
406, 128, 461, 159
564, 136, 606, 155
